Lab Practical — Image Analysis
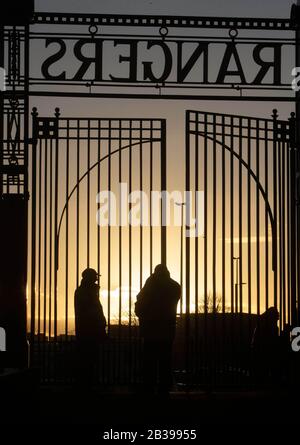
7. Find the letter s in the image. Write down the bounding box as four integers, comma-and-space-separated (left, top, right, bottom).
291, 327, 300, 352
41, 38, 67, 80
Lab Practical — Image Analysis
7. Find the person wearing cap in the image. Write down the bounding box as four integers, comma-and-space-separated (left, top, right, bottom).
135, 264, 181, 395
74, 268, 107, 385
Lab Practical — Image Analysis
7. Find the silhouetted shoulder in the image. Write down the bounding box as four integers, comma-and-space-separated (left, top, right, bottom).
169, 278, 181, 297
170, 278, 180, 288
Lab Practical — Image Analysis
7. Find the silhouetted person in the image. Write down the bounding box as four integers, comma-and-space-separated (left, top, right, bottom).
135, 264, 181, 395
251, 307, 279, 384
74, 268, 107, 386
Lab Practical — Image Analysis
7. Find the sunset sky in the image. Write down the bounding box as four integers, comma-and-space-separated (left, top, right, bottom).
26, 0, 296, 335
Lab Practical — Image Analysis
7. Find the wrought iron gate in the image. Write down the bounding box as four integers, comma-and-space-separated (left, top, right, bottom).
28, 107, 296, 387
180, 109, 296, 387
1, 4, 299, 388
29, 109, 166, 384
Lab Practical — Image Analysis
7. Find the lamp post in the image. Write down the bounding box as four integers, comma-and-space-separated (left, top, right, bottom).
233, 257, 239, 313
233, 256, 247, 313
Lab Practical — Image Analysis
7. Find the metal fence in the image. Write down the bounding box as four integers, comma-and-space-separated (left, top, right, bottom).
29, 110, 166, 383
27, 107, 299, 387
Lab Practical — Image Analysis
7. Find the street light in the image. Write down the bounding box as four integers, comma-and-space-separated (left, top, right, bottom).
233, 257, 239, 313
233, 256, 246, 313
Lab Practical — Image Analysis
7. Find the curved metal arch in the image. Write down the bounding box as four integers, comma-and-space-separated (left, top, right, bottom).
196, 131, 277, 271
55, 138, 156, 269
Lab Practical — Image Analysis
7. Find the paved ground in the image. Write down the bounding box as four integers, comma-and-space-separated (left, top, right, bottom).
0, 370, 299, 440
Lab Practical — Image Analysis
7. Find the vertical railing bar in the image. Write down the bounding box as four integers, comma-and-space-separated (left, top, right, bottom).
194, 112, 199, 380
106, 120, 112, 385
203, 113, 208, 314
139, 120, 143, 289
221, 115, 226, 385
30, 120, 37, 365
238, 117, 243, 386
107, 119, 111, 337
221, 116, 226, 315
212, 115, 217, 313
150, 120, 153, 274
54, 112, 59, 343
195, 123, 199, 302
247, 119, 252, 344
76, 120, 80, 288
203, 113, 208, 385
97, 121, 101, 297
185, 111, 191, 387
65, 119, 70, 338
38, 138, 42, 341
282, 138, 287, 327
272, 113, 278, 310
128, 119, 133, 384
43, 137, 48, 381
265, 121, 269, 312
17, 108, 21, 195
256, 120, 260, 316
238, 118, 243, 316
247, 119, 253, 388
6, 107, 9, 189
49, 138, 53, 341
212, 114, 217, 386
230, 116, 234, 313
161, 119, 167, 266
87, 119, 91, 267
43, 138, 47, 339
287, 138, 291, 326
230, 116, 235, 385
137, 120, 144, 386
17, 30, 21, 83
118, 119, 122, 383
278, 137, 283, 330
97, 119, 102, 384
281, 137, 288, 327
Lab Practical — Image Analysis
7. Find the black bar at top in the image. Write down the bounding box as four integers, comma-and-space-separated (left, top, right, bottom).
32, 12, 293, 30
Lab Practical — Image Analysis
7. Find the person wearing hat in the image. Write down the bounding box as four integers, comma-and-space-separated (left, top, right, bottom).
74, 268, 107, 385
135, 264, 181, 395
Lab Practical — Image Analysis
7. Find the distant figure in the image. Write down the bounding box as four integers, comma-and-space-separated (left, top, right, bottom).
74, 268, 107, 386
135, 264, 181, 395
251, 307, 279, 383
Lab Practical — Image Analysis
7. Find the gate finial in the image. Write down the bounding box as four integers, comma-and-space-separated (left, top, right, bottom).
31, 107, 38, 118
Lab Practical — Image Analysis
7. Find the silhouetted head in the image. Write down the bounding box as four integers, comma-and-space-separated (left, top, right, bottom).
81, 268, 100, 284
261, 306, 279, 323
153, 264, 170, 279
